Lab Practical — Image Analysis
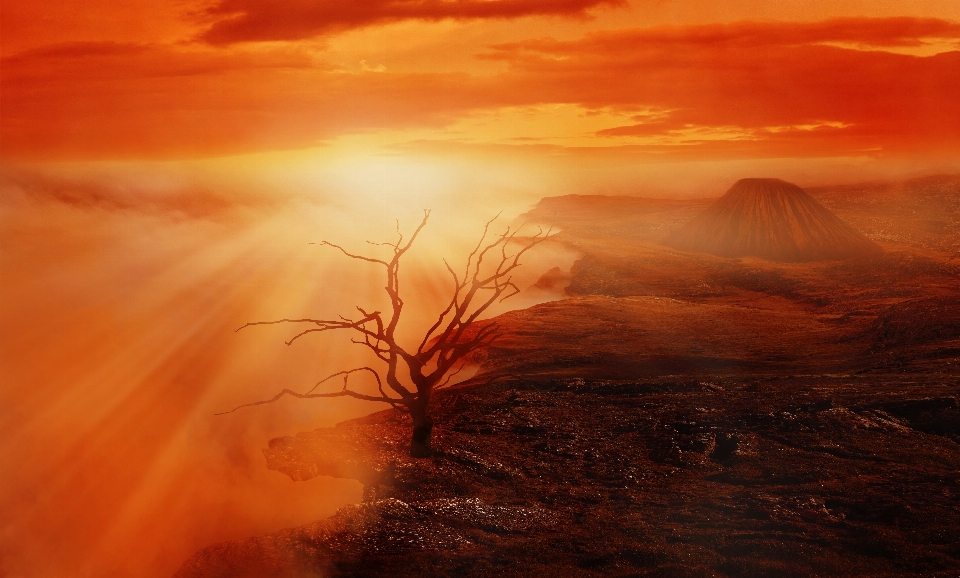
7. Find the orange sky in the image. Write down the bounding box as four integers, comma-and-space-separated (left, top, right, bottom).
2, 0, 959, 171
1, 2, 960, 577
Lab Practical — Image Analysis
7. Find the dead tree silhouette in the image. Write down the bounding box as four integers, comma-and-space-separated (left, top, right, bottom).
219, 210, 550, 457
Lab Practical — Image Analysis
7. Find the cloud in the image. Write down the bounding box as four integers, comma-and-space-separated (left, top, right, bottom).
1, 41, 318, 81
483, 18, 960, 156
199, 0, 624, 44
0, 167, 286, 219
2, 18, 958, 160
483, 17, 960, 53
0, 42, 475, 158
6, 41, 152, 59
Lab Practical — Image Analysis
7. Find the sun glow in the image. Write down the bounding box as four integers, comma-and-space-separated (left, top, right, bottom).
0, 169, 576, 575
3, 0, 960, 574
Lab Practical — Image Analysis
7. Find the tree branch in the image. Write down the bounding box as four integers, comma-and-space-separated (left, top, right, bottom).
436, 359, 470, 389
235, 318, 330, 332
215, 366, 405, 416
225, 211, 551, 435
310, 241, 389, 266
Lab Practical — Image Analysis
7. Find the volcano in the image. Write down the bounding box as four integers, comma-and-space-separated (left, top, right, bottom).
665, 178, 882, 261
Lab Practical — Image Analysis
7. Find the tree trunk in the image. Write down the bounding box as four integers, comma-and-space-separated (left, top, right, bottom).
410, 413, 434, 458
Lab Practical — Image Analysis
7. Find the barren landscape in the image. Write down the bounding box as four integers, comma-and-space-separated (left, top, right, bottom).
176, 175, 960, 577
5, 2, 960, 576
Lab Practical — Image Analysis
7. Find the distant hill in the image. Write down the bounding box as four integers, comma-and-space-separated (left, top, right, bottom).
522, 194, 709, 243
664, 178, 882, 261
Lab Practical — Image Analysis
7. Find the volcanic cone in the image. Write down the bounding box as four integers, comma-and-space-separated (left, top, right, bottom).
664, 178, 882, 261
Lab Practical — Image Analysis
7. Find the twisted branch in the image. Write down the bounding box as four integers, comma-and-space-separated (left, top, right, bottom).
215, 367, 404, 416
220, 210, 552, 421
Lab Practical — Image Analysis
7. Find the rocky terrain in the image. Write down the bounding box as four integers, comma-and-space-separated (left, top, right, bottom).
176, 372, 960, 578
176, 175, 960, 577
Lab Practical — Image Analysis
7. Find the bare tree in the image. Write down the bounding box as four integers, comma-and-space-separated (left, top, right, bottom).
219, 210, 550, 457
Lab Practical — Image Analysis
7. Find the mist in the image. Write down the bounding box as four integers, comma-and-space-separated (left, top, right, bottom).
4, 147, 949, 576
0, 163, 575, 577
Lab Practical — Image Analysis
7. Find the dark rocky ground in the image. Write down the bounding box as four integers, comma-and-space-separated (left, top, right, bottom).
176, 175, 960, 577
176, 369, 960, 578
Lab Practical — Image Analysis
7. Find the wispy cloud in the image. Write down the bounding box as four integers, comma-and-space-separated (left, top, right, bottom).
198, 0, 625, 44
2, 18, 958, 159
